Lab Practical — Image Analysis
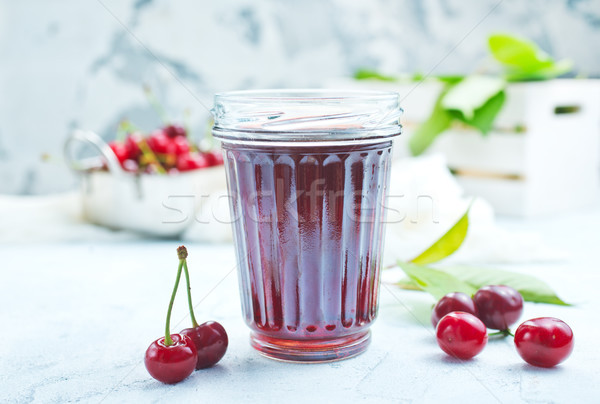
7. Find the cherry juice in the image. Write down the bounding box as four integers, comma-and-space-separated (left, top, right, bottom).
222, 141, 393, 361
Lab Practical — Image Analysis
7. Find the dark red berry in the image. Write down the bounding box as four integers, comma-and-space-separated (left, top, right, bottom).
473, 285, 523, 330
164, 124, 187, 138
431, 292, 477, 328
204, 150, 224, 166
172, 136, 191, 156
436, 312, 487, 360
514, 317, 574, 368
108, 141, 129, 164
144, 334, 197, 384
125, 132, 144, 160
180, 321, 228, 369
177, 152, 209, 171
147, 130, 175, 155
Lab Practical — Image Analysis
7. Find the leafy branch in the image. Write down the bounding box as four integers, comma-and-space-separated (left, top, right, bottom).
355, 33, 573, 155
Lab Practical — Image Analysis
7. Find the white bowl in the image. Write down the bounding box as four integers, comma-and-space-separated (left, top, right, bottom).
65, 130, 227, 237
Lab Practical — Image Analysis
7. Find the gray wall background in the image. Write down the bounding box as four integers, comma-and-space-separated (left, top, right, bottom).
1, 0, 599, 194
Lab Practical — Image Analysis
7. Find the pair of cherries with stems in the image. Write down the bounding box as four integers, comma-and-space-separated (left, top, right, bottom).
145, 246, 228, 384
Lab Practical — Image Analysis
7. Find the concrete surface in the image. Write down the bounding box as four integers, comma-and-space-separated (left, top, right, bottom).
1, 209, 599, 403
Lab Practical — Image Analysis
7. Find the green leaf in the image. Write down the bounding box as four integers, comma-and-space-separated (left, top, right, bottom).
409, 205, 470, 265
504, 59, 573, 82
435, 75, 464, 84
488, 33, 572, 81
354, 69, 396, 82
448, 90, 506, 134
442, 76, 506, 134
411, 72, 426, 81
396, 277, 422, 291
442, 76, 505, 120
488, 33, 554, 72
398, 262, 477, 300
395, 265, 570, 306
409, 84, 454, 156
443, 265, 571, 306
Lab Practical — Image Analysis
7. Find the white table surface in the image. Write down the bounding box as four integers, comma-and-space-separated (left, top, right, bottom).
2, 208, 599, 404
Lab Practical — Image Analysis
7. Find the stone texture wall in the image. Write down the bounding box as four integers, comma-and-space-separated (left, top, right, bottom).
1, 0, 599, 194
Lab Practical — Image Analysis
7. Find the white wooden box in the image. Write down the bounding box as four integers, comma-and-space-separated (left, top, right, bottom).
327, 78, 600, 216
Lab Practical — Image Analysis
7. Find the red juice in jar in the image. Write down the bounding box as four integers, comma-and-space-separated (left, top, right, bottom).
213, 90, 402, 362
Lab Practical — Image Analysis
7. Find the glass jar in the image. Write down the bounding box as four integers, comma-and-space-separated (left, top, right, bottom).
212, 89, 402, 362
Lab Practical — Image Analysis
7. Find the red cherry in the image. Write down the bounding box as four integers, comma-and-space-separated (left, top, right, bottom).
473, 285, 523, 330
125, 132, 144, 160
108, 141, 129, 164
172, 136, 191, 156
514, 317, 574, 368
180, 321, 228, 369
431, 292, 478, 328
177, 152, 209, 171
164, 124, 187, 138
144, 334, 197, 384
436, 312, 488, 360
147, 130, 175, 155
204, 150, 224, 166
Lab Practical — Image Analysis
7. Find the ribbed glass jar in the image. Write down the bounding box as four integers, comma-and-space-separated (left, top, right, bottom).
212, 90, 402, 362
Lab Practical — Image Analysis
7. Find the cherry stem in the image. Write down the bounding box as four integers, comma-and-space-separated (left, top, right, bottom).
144, 85, 169, 125
201, 118, 215, 152
182, 260, 199, 328
183, 109, 192, 137
116, 120, 140, 143
164, 259, 184, 346
488, 329, 514, 338
137, 138, 167, 174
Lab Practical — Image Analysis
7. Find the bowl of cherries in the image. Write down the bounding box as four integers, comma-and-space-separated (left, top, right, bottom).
65, 124, 226, 236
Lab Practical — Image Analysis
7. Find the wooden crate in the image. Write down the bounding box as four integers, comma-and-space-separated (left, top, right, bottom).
328, 78, 600, 216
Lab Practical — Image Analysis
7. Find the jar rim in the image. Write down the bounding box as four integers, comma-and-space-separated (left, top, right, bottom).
214, 89, 401, 102
212, 89, 402, 145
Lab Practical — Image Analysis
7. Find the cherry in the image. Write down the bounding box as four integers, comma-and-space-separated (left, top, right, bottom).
108, 141, 129, 165
436, 312, 487, 360
145, 334, 197, 384
431, 292, 478, 328
125, 132, 144, 160
181, 322, 228, 369
147, 130, 175, 155
144, 246, 197, 384
177, 246, 228, 369
204, 150, 224, 167
164, 124, 187, 138
473, 285, 523, 330
172, 136, 191, 156
177, 152, 209, 171
514, 317, 574, 368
